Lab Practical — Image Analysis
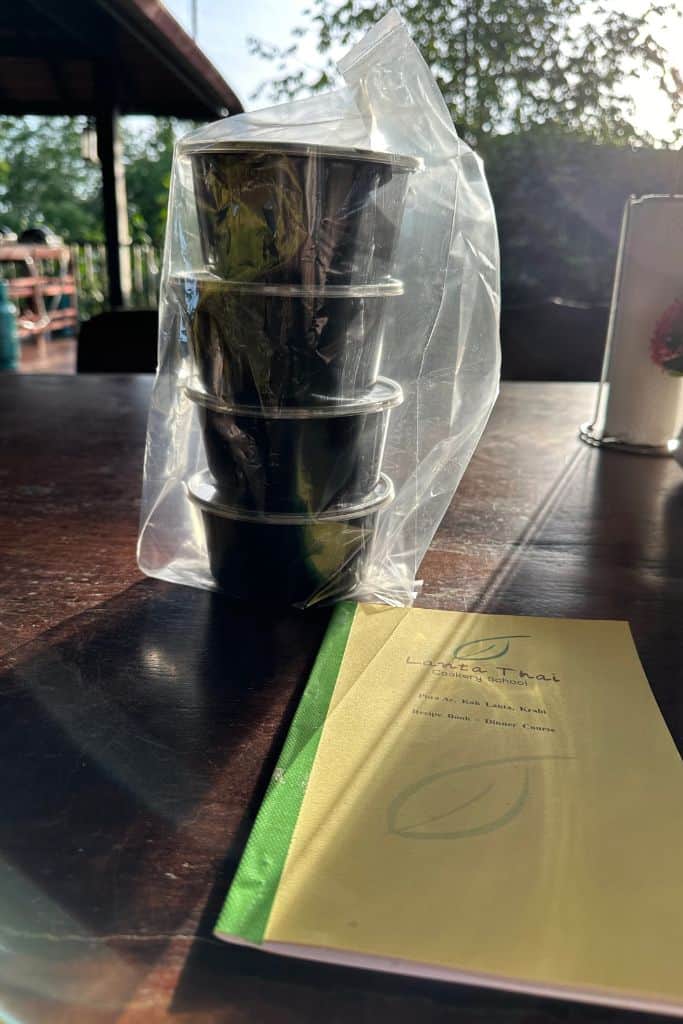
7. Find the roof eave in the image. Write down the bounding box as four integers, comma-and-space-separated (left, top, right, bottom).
95, 0, 243, 118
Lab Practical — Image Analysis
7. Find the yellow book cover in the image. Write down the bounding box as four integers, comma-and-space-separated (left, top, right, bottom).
215, 602, 683, 1016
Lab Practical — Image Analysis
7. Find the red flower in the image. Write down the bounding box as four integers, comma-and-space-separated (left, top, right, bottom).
650, 299, 683, 376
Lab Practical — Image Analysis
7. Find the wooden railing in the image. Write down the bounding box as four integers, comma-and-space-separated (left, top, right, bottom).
0, 242, 161, 347
0, 244, 78, 345
70, 242, 161, 317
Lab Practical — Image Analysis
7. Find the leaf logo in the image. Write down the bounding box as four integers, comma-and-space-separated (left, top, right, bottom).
388, 755, 573, 840
453, 634, 530, 661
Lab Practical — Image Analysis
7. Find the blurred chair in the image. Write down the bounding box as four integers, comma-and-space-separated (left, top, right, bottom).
77, 309, 158, 373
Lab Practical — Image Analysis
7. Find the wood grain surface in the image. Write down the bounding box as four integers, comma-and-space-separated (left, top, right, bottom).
1, 375, 681, 1024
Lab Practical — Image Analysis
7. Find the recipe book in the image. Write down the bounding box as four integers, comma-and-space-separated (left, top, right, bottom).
215, 603, 683, 1016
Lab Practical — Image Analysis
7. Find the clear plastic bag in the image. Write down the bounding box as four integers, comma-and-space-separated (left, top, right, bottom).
137, 9, 500, 607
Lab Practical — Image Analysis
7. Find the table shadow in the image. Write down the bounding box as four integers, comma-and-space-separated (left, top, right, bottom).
0, 578, 328, 1018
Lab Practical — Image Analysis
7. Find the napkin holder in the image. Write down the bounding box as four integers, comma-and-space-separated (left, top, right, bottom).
580, 194, 683, 456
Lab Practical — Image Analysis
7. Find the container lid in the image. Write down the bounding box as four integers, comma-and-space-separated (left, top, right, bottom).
169, 271, 404, 299
182, 139, 422, 173
185, 376, 404, 419
187, 469, 395, 524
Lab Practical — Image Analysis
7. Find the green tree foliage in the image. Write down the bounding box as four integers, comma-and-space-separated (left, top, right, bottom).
0, 116, 102, 239
249, 0, 682, 145
0, 115, 183, 246
485, 128, 682, 304
123, 118, 178, 246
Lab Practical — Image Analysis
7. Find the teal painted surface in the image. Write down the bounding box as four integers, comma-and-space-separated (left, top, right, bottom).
0, 281, 18, 371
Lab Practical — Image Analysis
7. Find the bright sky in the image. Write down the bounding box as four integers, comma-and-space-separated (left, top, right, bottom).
163, 0, 682, 144
164, 0, 329, 109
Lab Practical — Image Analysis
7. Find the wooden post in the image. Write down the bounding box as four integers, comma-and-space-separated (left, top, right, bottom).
95, 104, 131, 309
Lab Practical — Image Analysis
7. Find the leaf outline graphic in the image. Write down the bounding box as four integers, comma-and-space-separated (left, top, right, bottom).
453, 634, 531, 661
387, 755, 574, 840
394, 780, 496, 834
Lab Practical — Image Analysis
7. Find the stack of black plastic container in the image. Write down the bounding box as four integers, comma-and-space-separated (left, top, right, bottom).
174, 140, 418, 603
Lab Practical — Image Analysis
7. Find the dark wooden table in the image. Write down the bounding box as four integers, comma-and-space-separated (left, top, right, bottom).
1, 375, 681, 1024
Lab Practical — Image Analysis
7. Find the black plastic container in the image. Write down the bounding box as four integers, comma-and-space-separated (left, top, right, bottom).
188, 141, 419, 287
171, 273, 402, 407
187, 470, 394, 604
186, 378, 402, 515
